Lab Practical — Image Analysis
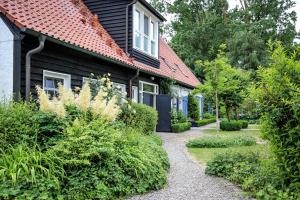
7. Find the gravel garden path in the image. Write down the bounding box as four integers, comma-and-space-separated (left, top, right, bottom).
129, 124, 246, 200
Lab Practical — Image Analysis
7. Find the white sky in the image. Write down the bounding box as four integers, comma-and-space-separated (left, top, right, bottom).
228, 0, 300, 32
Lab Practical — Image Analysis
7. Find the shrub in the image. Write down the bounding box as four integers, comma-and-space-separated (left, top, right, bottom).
220, 120, 242, 131
0, 145, 64, 199
240, 120, 249, 129
171, 122, 191, 133
186, 136, 256, 148
255, 43, 300, 190
0, 102, 39, 148
204, 112, 214, 119
122, 102, 158, 135
188, 94, 200, 121
171, 109, 187, 125
49, 119, 169, 199
195, 118, 216, 127
205, 151, 299, 199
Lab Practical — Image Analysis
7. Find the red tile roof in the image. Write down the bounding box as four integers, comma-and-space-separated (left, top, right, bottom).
0, 0, 200, 87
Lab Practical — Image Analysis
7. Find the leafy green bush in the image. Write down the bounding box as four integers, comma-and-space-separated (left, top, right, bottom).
220, 120, 242, 131
204, 112, 214, 119
0, 102, 39, 148
186, 136, 256, 148
0, 145, 64, 199
171, 109, 187, 125
255, 43, 300, 191
121, 102, 158, 135
171, 122, 191, 133
205, 151, 300, 199
240, 120, 249, 129
188, 94, 200, 121
195, 118, 216, 126
49, 119, 169, 199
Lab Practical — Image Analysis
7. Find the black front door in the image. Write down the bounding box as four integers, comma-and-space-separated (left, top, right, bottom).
156, 95, 172, 132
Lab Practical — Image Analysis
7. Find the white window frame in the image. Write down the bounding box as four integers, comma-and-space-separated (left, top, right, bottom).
43, 70, 71, 96
133, 2, 159, 58
132, 86, 138, 103
82, 77, 97, 85
139, 81, 159, 108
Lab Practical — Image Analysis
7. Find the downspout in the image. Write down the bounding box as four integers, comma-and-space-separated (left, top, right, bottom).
126, 0, 138, 54
25, 35, 46, 101
129, 69, 140, 99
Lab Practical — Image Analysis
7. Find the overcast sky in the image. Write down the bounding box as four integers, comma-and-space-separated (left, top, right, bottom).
228, 0, 300, 32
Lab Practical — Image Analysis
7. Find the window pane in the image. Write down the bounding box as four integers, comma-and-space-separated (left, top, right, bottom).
144, 36, 149, 52
134, 10, 140, 31
144, 15, 149, 35
151, 41, 155, 55
45, 77, 63, 89
135, 31, 141, 49
143, 83, 154, 93
151, 21, 155, 40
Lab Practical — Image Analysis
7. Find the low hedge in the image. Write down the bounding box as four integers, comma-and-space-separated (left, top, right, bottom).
240, 120, 249, 129
220, 120, 249, 131
124, 103, 158, 135
196, 118, 216, 127
171, 122, 191, 133
186, 136, 256, 148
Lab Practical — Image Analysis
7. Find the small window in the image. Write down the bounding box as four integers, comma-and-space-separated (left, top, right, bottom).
113, 82, 127, 97
132, 86, 138, 103
139, 81, 159, 108
43, 70, 71, 97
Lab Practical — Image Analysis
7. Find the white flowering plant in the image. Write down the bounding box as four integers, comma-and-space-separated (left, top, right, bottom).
36, 75, 123, 122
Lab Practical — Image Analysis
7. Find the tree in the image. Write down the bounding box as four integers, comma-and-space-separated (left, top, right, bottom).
195, 45, 249, 128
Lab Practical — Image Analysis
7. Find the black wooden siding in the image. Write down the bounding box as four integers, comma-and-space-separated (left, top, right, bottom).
84, 0, 160, 68
20, 35, 160, 98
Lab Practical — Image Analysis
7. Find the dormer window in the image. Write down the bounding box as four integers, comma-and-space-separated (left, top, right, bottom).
133, 2, 159, 58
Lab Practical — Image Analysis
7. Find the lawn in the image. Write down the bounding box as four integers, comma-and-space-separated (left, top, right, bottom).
188, 127, 269, 165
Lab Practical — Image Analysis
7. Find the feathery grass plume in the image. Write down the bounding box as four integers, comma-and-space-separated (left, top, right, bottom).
102, 95, 120, 121
91, 89, 107, 116
76, 83, 91, 112
58, 84, 75, 106
36, 85, 52, 113
51, 97, 66, 118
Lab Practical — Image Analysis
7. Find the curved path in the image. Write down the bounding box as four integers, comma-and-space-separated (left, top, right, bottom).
129, 124, 245, 200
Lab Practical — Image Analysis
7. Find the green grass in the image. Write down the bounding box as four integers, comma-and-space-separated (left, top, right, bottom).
188, 127, 268, 165
189, 144, 269, 165
248, 124, 260, 129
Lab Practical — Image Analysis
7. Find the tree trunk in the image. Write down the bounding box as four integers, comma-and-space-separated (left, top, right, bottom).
216, 91, 220, 131
225, 106, 230, 122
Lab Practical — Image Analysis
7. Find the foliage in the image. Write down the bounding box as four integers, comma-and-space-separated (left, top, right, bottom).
220, 120, 242, 131
152, 0, 297, 78
120, 102, 158, 135
187, 136, 256, 148
160, 78, 176, 95
240, 120, 249, 129
254, 42, 300, 191
170, 109, 187, 125
47, 119, 169, 199
171, 122, 191, 133
195, 118, 216, 127
196, 45, 250, 121
0, 102, 39, 149
187, 94, 199, 121
0, 145, 64, 199
203, 112, 214, 119
205, 151, 300, 199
